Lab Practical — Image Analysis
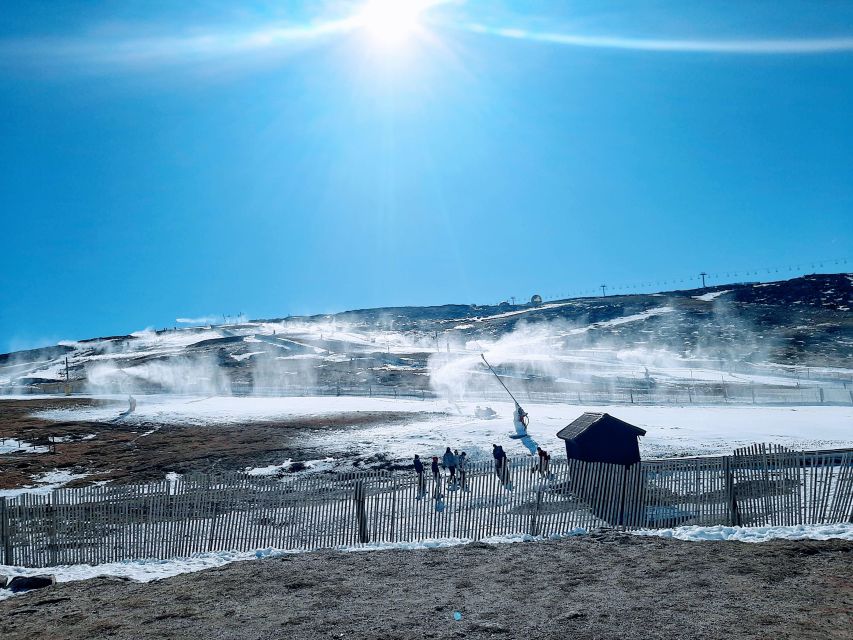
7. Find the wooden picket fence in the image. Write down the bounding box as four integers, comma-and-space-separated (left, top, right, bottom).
1, 446, 852, 568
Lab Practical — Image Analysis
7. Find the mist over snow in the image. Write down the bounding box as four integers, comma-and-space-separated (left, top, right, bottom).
2, 274, 851, 400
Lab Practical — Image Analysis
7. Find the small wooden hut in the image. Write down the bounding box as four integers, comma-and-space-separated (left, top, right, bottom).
557, 412, 646, 466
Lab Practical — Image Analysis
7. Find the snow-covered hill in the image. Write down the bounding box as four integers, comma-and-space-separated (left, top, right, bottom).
2, 273, 851, 399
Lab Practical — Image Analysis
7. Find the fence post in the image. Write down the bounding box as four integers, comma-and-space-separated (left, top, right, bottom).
530, 485, 542, 537
354, 480, 369, 544
48, 502, 57, 567
1, 497, 11, 566
725, 457, 740, 526
618, 466, 628, 530
206, 504, 219, 552
389, 475, 397, 543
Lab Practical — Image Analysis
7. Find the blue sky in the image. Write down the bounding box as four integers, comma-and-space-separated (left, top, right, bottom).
2, 1, 852, 352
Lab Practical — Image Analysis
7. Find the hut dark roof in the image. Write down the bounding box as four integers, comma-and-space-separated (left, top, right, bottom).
556, 412, 647, 441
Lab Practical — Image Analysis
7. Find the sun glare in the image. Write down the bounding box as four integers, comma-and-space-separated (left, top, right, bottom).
358, 0, 426, 45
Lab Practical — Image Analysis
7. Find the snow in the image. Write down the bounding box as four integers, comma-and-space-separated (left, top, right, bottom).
230, 351, 266, 362
30, 396, 853, 463
651, 367, 802, 387
245, 457, 338, 476
0, 439, 49, 454
472, 351, 830, 390
50, 434, 97, 444
632, 523, 853, 543
33, 395, 449, 426
6, 298, 849, 404
129, 328, 227, 350
2, 524, 849, 601
308, 401, 853, 462
467, 300, 578, 322
0, 533, 587, 601
693, 290, 732, 302
591, 306, 675, 329
0, 470, 90, 498
525, 307, 675, 338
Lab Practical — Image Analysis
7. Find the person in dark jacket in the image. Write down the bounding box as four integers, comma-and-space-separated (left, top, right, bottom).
535, 447, 553, 478
430, 456, 443, 502
492, 444, 506, 463
442, 447, 458, 483
492, 444, 508, 482
414, 454, 425, 496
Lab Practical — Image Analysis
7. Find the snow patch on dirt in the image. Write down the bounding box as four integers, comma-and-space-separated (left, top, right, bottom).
0, 470, 89, 498
0, 439, 49, 455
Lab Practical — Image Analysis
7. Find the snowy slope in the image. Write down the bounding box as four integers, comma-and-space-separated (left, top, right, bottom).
33, 396, 853, 463
1, 273, 851, 398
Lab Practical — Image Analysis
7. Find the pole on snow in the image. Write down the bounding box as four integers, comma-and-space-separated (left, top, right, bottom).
481, 354, 520, 406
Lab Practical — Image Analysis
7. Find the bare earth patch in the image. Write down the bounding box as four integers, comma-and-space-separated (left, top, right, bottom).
1, 534, 851, 640
0, 398, 425, 488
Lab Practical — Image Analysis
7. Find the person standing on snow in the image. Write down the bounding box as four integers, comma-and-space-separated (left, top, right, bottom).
413, 454, 425, 496
430, 456, 444, 504
458, 451, 468, 489
442, 447, 458, 484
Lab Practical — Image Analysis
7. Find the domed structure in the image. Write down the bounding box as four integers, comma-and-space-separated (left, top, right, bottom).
530, 294, 543, 306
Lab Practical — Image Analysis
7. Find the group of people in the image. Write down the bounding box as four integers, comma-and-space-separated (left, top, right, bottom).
413, 448, 469, 495
412, 443, 552, 494
535, 446, 552, 478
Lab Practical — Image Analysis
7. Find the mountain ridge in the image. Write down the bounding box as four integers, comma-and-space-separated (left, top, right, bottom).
2, 273, 851, 395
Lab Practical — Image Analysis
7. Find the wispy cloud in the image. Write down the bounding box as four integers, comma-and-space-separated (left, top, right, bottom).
176, 316, 219, 325
0, 17, 359, 68
463, 24, 853, 55
2, 3, 852, 73
0, 0, 456, 70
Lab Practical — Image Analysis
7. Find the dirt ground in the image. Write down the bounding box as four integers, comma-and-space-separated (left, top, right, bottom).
0, 398, 424, 488
1, 534, 851, 640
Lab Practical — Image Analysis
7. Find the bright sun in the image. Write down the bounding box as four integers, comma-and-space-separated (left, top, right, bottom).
358, 0, 426, 45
